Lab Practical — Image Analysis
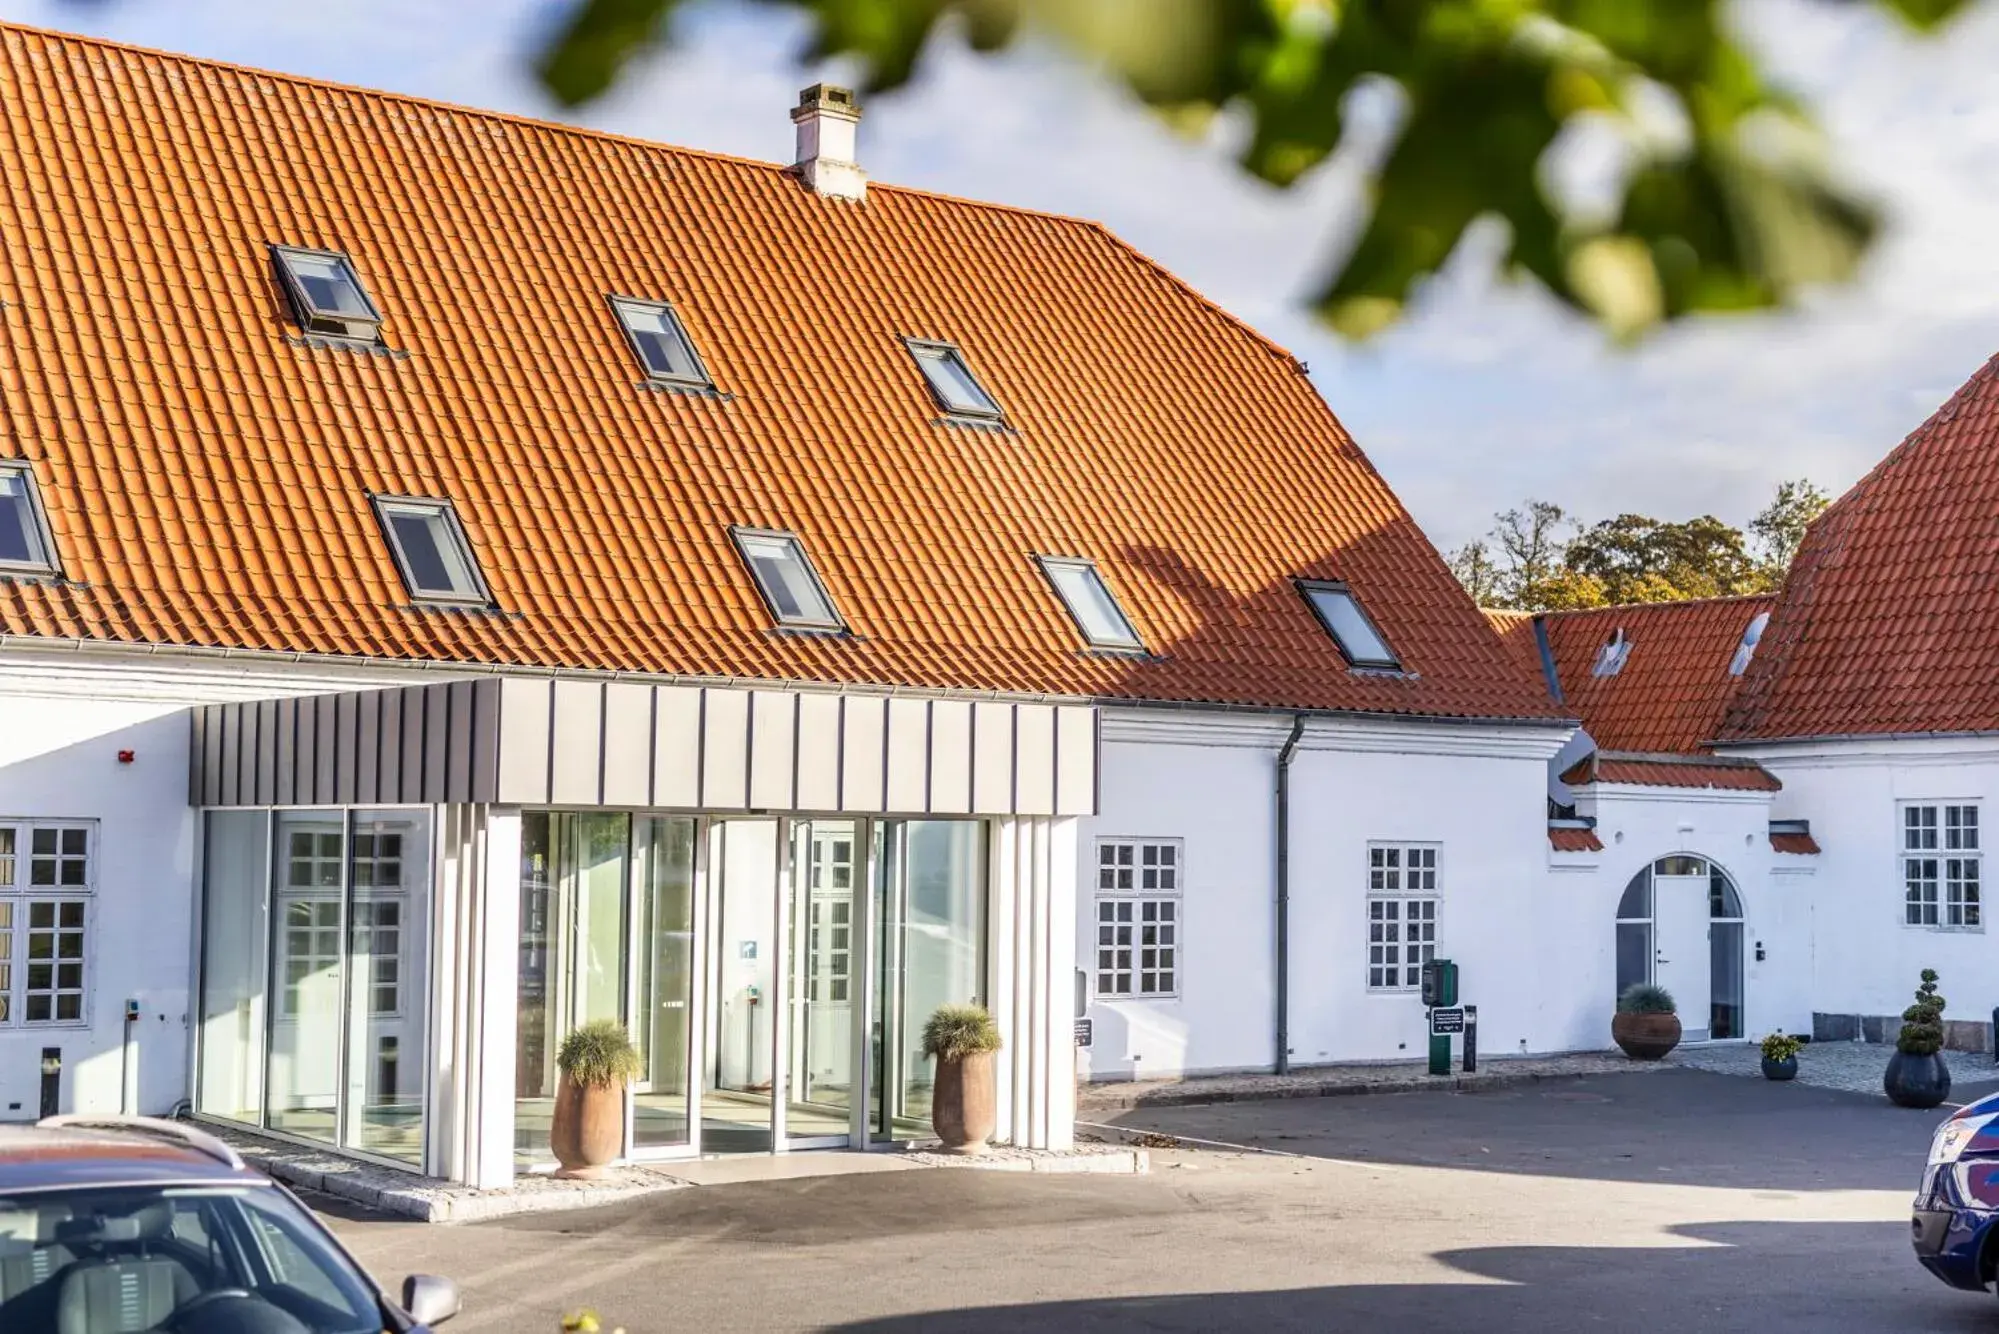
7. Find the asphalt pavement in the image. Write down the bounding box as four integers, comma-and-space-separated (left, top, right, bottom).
323, 1069, 1989, 1333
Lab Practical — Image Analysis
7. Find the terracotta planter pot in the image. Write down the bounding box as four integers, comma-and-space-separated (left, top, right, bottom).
930, 1050, 997, 1154
1611, 1011, 1682, 1061
550, 1075, 624, 1177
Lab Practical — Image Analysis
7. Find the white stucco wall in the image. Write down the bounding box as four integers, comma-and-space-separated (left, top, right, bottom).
1736, 736, 1999, 1031
0, 693, 194, 1117
1080, 709, 1571, 1079
1554, 783, 1811, 1050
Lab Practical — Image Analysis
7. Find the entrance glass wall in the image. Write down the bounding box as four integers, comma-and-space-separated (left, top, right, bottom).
516, 812, 698, 1166
196, 808, 432, 1167
1614, 854, 1746, 1042
873, 820, 986, 1140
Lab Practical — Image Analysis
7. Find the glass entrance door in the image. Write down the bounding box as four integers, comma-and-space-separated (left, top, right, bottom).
785, 820, 861, 1145
701, 819, 780, 1152
871, 820, 987, 1141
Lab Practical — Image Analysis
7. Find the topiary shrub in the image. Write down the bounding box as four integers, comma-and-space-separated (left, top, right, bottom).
922, 1004, 1002, 1061
1897, 969, 1947, 1056
557, 1019, 642, 1088
1617, 983, 1676, 1015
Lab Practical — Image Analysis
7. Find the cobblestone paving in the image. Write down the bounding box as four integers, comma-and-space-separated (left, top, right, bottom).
1669, 1039, 1999, 1097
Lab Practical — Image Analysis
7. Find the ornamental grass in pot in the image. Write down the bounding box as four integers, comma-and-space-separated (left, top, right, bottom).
1611, 983, 1681, 1060
1885, 968, 1952, 1110
551, 1020, 640, 1177
924, 1004, 1002, 1154
1760, 1033, 1803, 1081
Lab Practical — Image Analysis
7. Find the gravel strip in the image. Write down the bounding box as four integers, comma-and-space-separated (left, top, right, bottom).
1670, 1039, 1999, 1097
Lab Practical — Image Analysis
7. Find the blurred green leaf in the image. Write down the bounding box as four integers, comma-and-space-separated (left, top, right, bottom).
532, 0, 1965, 339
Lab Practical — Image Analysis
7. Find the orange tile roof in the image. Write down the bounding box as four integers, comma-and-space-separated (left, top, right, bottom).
1548, 825, 1603, 852
1483, 608, 1552, 694
1561, 752, 1781, 792
0, 24, 1562, 723
1537, 596, 1775, 752
1723, 353, 1999, 740
1770, 830, 1820, 855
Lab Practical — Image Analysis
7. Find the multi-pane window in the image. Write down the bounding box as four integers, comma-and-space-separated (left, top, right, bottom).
373, 497, 490, 605
1367, 843, 1439, 990
0, 822, 92, 1025
1093, 839, 1180, 998
1905, 803, 1980, 929
352, 901, 401, 1016
807, 831, 854, 1004
0, 462, 59, 578
281, 900, 342, 1017
611, 297, 713, 387
25, 901, 86, 1022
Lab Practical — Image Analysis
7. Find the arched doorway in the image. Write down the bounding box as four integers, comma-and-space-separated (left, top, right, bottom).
1615, 856, 1746, 1042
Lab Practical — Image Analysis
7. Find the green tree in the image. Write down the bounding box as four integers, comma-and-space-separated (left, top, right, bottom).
1446, 539, 1502, 605
535, 0, 1968, 341
1563, 512, 1760, 603
1748, 477, 1830, 578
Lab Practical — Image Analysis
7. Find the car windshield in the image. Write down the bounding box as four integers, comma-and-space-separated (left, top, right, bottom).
0, 1182, 382, 1333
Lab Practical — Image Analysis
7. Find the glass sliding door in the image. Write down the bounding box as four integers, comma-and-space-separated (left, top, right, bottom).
196, 811, 270, 1125
632, 816, 696, 1150
341, 810, 431, 1164
267, 813, 346, 1144
786, 819, 859, 1143
872, 820, 987, 1140
702, 819, 779, 1153
515, 812, 634, 1166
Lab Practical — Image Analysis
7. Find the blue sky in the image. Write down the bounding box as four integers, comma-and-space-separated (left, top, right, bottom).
12, 0, 1999, 552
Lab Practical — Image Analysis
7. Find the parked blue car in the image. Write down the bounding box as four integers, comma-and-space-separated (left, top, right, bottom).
1913, 1089, 1999, 1292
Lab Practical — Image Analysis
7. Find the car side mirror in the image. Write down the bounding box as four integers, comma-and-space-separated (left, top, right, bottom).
403, 1274, 461, 1327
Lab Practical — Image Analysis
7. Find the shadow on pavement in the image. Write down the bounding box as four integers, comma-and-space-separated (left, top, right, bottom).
1104, 1068, 1946, 1192
827, 1220, 1982, 1334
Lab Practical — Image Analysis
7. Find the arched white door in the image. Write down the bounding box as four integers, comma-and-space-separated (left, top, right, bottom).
1616, 856, 1747, 1042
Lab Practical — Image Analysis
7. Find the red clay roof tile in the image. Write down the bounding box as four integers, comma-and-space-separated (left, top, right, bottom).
1561, 752, 1781, 792
1539, 596, 1775, 753
1722, 353, 1999, 740
1548, 825, 1603, 852
1770, 831, 1820, 855
0, 24, 1562, 722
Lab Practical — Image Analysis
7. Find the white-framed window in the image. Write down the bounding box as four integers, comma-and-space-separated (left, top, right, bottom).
730, 528, 846, 632
1367, 842, 1439, 991
1904, 802, 1980, 929
610, 296, 713, 388
1093, 838, 1180, 998
372, 497, 491, 606
271, 245, 383, 341
806, 829, 854, 1004
0, 821, 95, 1025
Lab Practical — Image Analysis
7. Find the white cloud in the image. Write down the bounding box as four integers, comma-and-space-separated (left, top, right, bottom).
11, 0, 1999, 552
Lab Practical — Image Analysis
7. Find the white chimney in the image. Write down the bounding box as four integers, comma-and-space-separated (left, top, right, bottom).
791, 84, 866, 203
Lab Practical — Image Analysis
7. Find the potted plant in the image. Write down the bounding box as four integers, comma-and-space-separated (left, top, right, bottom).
1760, 1033, 1803, 1081
1885, 968, 1952, 1109
923, 1003, 1002, 1154
551, 1019, 640, 1177
1611, 983, 1681, 1060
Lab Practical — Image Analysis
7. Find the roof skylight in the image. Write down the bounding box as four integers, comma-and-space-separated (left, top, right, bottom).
1298, 581, 1399, 669
732, 528, 844, 631
1728, 611, 1770, 676
1593, 627, 1632, 677
907, 341, 1003, 419
272, 245, 383, 341
373, 497, 490, 605
1038, 556, 1143, 651
0, 462, 58, 578
611, 297, 713, 388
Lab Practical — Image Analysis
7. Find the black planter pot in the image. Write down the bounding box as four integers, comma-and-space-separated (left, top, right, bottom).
1761, 1056, 1798, 1081
1885, 1050, 1952, 1109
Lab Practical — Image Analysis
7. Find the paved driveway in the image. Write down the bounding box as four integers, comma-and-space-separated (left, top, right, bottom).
324, 1070, 1985, 1333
